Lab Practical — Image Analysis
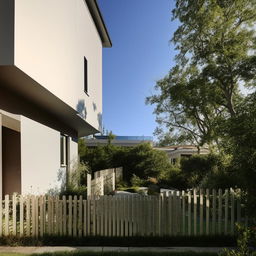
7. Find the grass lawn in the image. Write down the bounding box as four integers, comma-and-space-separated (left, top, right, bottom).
0, 252, 219, 256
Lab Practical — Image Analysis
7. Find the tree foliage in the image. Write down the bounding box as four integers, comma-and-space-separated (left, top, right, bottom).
79, 141, 172, 183
147, 0, 256, 148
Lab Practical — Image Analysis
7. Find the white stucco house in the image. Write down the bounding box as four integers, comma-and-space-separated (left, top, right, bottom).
0, 0, 111, 196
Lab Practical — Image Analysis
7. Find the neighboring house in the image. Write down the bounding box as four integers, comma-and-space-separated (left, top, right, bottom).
0, 0, 111, 196
155, 145, 209, 164
86, 135, 153, 147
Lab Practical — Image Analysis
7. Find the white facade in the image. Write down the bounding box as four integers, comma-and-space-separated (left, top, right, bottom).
0, 0, 111, 195
15, 0, 103, 130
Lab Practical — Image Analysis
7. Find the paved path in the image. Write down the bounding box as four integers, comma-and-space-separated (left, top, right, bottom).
0, 246, 228, 254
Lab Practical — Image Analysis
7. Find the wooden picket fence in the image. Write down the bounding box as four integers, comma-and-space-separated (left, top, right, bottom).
0, 189, 245, 237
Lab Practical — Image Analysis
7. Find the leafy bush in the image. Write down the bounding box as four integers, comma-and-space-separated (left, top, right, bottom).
159, 166, 187, 190
130, 174, 145, 187
79, 141, 172, 184
219, 224, 256, 256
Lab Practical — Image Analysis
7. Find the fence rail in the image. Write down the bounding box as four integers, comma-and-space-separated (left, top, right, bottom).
0, 189, 245, 237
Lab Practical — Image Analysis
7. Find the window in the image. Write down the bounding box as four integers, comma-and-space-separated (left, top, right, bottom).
84, 57, 88, 94
60, 134, 69, 167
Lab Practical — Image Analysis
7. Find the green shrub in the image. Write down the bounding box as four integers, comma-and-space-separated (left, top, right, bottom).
219, 224, 256, 256
131, 174, 145, 187
79, 141, 172, 184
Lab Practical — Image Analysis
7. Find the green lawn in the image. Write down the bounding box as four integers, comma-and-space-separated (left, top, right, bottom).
0, 252, 219, 256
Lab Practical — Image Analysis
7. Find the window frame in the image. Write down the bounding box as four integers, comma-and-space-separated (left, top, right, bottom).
84, 57, 89, 96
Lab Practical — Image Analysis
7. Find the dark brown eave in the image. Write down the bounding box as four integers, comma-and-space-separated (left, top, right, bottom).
85, 0, 112, 48
0, 66, 99, 138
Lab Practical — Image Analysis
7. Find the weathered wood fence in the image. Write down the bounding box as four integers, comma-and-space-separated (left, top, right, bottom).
0, 189, 245, 237
88, 167, 123, 196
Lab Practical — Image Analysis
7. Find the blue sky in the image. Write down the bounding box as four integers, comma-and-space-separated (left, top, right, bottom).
98, 0, 178, 137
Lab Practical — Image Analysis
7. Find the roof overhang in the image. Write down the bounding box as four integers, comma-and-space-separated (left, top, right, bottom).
85, 0, 112, 48
0, 66, 99, 138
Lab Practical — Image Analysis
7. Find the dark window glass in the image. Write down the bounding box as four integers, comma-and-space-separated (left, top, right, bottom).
60, 134, 69, 167
84, 57, 88, 94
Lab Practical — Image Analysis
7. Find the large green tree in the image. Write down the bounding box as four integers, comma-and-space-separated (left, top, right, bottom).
147, 0, 256, 148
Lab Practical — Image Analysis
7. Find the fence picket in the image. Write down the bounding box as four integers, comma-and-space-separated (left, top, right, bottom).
104, 196, 108, 236
39, 196, 44, 237
109, 196, 112, 236
68, 196, 72, 236
55, 196, 59, 235
78, 196, 82, 237
73, 195, 77, 237
59, 197, 63, 236
63, 196, 67, 236
20, 196, 24, 237
87, 197, 91, 235
83, 200, 87, 236
182, 191, 185, 235
188, 191, 191, 236
212, 189, 216, 235
218, 189, 222, 234
237, 189, 241, 224
193, 189, 197, 236
206, 189, 210, 235
26, 196, 30, 237
4, 195, 9, 236
230, 189, 235, 235
224, 189, 229, 235
200, 189, 204, 235
12, 194, 17, 236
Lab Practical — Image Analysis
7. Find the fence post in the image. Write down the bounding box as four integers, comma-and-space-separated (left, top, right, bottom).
112, 170, 115, 191
87, 173, 92, 197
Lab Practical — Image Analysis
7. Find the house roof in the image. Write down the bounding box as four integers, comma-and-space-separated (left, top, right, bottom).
86, 0, 112, 48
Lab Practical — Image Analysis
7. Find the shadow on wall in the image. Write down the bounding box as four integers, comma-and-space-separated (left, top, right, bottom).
76, 99, 87, 120
97, 112, 102, 132
93, 102, 97, 112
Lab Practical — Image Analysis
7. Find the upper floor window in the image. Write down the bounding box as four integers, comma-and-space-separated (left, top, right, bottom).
60, 134, 69, 167
84, 57, 88, 95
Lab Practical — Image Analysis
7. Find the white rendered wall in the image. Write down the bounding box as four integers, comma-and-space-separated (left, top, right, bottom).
20, 116, 61, 194
14, 0, 103, 132
20, 116, 79, 195
70, 139, 79, 165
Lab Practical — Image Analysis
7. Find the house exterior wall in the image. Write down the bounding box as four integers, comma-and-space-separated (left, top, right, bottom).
0, 0, 108, 195
20, 116, 77, 195
14, 0, 103, 132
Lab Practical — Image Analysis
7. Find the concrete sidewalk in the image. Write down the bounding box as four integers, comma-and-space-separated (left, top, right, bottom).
0, 246, 228, 254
